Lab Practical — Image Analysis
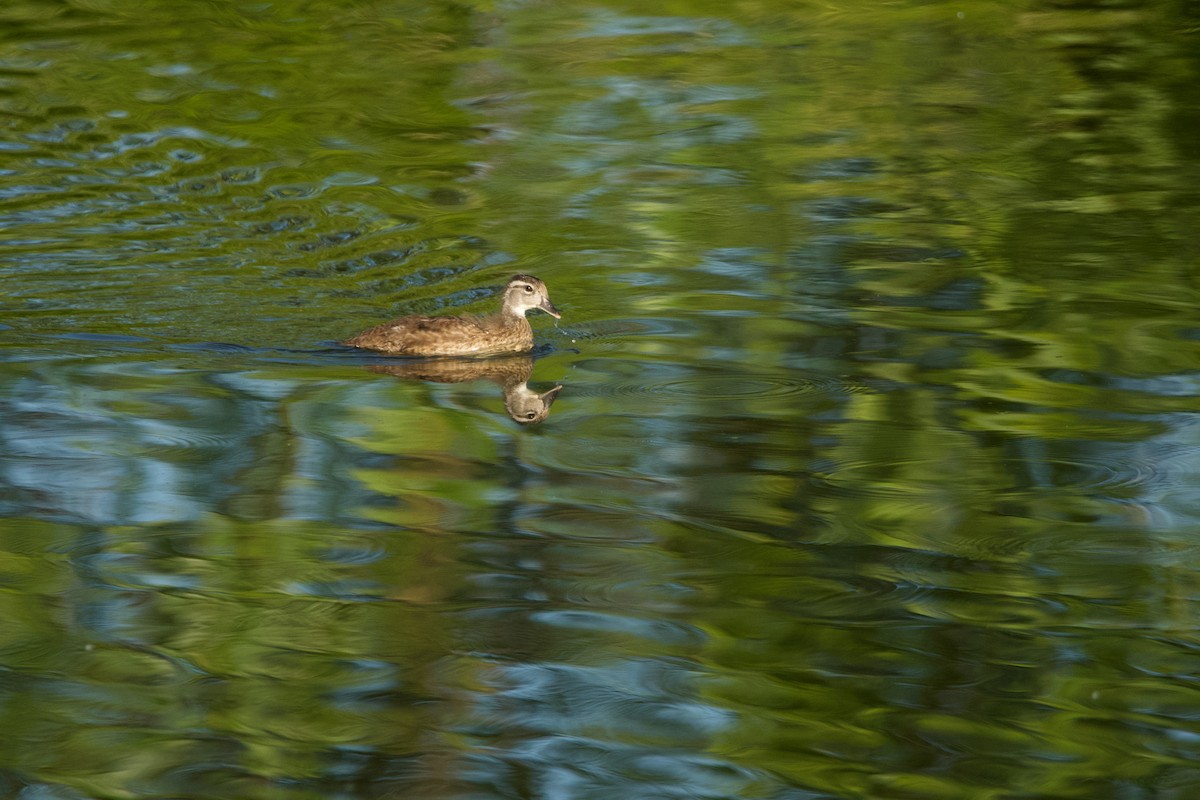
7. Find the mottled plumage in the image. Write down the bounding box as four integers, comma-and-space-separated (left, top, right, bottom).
343, 274, 561, 357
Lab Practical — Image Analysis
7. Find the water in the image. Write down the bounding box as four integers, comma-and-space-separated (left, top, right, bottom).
2, 1, 1199, 798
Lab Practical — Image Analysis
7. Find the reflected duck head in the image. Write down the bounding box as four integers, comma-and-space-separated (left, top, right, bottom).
505, 383, 563, 425
502, 274, 561, 320
368, 355, 564, 425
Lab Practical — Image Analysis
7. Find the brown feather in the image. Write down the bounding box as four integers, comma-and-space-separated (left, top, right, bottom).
342, 313, 532, 356
342, 275, 558, 357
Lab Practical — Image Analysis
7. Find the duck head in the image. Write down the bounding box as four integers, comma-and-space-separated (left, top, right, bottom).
502, 274, 561, 319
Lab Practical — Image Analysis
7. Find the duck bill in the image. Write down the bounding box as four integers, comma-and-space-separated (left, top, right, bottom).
539, 298, 562, 319
541, 385, 564, 407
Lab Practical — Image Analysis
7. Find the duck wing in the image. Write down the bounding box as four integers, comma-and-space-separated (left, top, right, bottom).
343, 314, 490, 355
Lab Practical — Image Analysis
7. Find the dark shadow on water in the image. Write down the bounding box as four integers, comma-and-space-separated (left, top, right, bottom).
163, 341, 567, 424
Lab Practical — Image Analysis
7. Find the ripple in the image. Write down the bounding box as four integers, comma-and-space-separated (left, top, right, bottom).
646, 373, 842, 400
48, 332, 152, 344
531, 609, 705, 647
133, 427, 245, 455
812, 448, 1168, 499
568, 362, 867, 401
320, 536, 389, 566
519, 504, 665, 542
169, 341, 257, 354
555, 317, 699, 342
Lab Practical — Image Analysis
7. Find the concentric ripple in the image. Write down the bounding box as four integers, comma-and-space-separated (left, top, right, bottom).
566, 357, 869, 401
811, 448, 1170, 499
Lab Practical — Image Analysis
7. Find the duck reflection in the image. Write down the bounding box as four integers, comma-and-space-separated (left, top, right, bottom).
368, 354, 563, 424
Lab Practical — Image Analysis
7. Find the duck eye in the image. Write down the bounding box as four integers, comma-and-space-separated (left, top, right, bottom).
523, 285, 534, 293
526, 412, 536, 420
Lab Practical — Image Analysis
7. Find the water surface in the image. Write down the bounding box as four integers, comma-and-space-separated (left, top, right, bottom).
2, 1, 1200, 798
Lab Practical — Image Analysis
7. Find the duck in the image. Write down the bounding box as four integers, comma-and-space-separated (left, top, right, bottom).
342, 274, 561, 357
369, 354, 563, 424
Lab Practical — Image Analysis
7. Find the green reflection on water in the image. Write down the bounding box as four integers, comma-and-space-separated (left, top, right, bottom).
2, 0, 1200, 798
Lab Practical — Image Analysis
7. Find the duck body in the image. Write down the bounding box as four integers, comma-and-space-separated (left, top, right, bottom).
342, 274, 560, 357
344, 312, 532, 357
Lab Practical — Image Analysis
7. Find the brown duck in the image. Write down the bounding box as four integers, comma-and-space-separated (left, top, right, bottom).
343, 274, 561, 357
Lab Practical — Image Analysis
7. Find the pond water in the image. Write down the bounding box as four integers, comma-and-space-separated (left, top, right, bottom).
2, 1, 1200, 798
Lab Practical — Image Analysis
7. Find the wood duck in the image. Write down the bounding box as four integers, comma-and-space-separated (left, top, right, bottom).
343, 274, 561, 357
369, 355, 563, 424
